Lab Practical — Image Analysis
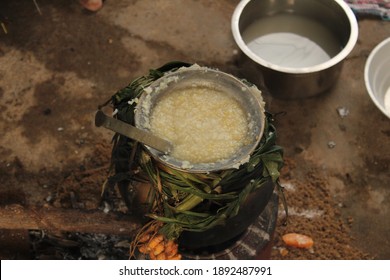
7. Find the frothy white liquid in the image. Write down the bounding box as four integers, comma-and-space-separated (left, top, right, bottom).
242, 14, 341, 68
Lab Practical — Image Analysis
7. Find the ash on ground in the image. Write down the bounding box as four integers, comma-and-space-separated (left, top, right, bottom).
29, 230, 130, 260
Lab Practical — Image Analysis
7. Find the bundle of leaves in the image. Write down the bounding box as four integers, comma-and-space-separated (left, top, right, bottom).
99, 62, 285, 242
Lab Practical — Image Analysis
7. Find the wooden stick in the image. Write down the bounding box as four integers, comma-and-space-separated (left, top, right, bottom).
0, 204, 142, 236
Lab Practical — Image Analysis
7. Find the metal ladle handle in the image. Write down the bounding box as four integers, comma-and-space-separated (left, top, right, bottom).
95, 110, 173, 154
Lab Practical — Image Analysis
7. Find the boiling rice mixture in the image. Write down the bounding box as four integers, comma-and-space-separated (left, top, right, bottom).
149, 86, 250, 163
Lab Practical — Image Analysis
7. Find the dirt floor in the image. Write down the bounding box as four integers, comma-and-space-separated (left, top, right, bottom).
0, 0, 389, 260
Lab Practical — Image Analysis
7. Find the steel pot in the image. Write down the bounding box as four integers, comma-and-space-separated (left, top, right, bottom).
231, 0, 359, 99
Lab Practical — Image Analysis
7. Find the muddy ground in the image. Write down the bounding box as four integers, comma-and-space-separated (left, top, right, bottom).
0, 0, 389, 259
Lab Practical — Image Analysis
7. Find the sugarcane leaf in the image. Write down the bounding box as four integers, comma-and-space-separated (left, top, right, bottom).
261, 152, 283, 182
165, 182, 237, 201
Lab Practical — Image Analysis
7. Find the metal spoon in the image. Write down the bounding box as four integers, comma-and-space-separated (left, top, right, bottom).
94, 110, 173, 154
